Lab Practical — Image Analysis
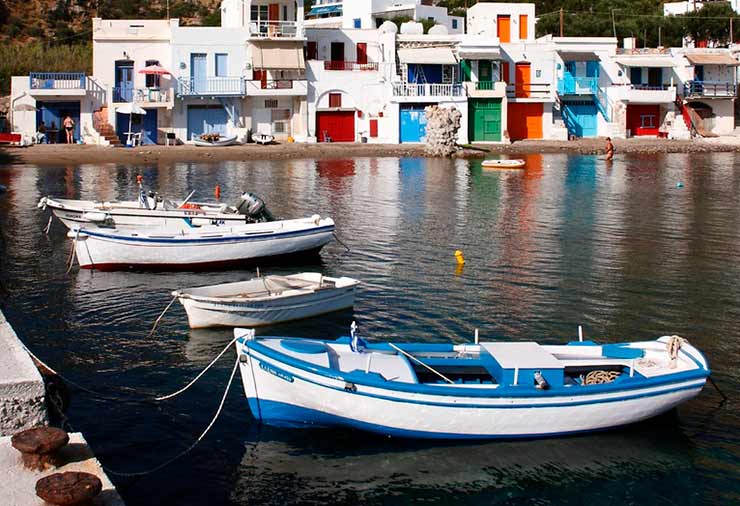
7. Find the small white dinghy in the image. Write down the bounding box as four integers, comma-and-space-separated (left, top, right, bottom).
192, 133, 239, 147
482, 159, 526, 169
174, 273, 360, 328
67, 215, 335, 270
234, 329, 709, 439
254, 133, 274, 145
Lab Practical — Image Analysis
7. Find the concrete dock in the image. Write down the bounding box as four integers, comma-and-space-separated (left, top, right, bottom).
0, 309, 124, 505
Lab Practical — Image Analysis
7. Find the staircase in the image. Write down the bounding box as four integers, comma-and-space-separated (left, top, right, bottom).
92, 106, 123, 146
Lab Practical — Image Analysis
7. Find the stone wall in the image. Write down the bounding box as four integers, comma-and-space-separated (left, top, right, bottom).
0, 310, 47, 436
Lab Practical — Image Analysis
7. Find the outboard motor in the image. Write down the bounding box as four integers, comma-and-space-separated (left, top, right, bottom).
234, 192, 274, 222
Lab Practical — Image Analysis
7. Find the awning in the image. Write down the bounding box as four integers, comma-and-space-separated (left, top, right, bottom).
398, 47, 457, 65
685, 53, 740, 66
458, 48, 501, 60
252, 41, 305, 70
557, 51, 600, 62
615, 57, 675, 68
307, 5, 341, 16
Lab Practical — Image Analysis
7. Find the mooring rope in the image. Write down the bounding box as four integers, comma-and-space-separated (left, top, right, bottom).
333, 232, 351, 252
64, 233, 77, 275
584, 370, 620, 385
104, 354, 240, 477
43, 215, 53, 235
148, 295, 178, 337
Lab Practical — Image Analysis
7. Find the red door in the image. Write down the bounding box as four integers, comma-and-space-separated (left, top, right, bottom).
626, 105, 660, 136
317, 111, 355, 142
356, 43, 368, 65
515, 62, 531, 98
268, 3, 279, 20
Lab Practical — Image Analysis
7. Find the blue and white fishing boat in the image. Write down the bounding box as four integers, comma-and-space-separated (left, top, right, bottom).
233, 328, 709, 439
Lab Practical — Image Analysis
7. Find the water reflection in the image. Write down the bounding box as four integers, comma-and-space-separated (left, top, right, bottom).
231, 423, 697, 505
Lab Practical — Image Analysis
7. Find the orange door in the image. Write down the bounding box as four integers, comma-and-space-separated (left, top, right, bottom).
515, 62, 531, 98
497, 16, 511, 43
507, 103, 543, 140
519, 15, 528, 40
268, 3, 279, 20
501, 61, 510, 84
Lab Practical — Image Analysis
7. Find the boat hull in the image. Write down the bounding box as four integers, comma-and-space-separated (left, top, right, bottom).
180, 285, 357, 328
71, 220, 334, 271
236, 338, 709, 439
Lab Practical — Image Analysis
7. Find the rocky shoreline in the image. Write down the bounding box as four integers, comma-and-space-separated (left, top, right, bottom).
2, 137, 740, 165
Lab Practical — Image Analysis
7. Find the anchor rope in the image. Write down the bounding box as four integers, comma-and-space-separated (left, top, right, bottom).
43, 215, 53, 235
148, 295, 178, 337
64, 232, 77, 274
333, 232, 351, 252
103, 354, 240, 477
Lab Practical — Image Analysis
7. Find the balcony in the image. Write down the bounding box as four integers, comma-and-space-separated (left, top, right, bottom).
624, 84, 676, 104
176, 77, 246, 97
113, 86, 172, 106
683, 80, 736, 99
29, 72, 87, 96
246, 79, 308, 96
506, 83, 552, 100
392, 83, 464, 99
464, 81, 507, 98
557, 77, 597, 96
249, 20, 301, 38
323, 61, 379, 71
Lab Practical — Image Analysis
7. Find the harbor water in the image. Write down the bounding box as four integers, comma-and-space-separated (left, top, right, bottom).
0, 153, 738, 505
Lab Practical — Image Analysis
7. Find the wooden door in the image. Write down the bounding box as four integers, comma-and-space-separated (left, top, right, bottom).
356, 43, 368, 65
519, 15, 528, 40
497, 16, 511, 43
268, 3, 279, 20
501, 61, 510, 84
331, 42, 345, 63
515, 62, 531, 98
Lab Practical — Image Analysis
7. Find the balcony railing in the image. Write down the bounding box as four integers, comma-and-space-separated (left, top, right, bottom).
176, 77, 246, 97
684, 80, 736, 98
630, 84, 671, 91
29, 72, 85, 89
324, 60, 379, 71
475, 81, 498, 90
113, 85, 134, 102
506, 83, 551, 99
249, 20, 298, 38
255, 79, 295, 89
393, 83, 463, 97
557, 76, 597, 95
113, 86, 171, 103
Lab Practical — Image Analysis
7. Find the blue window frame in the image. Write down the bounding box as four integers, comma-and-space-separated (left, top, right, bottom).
354, 18, 361, 28
215, 53, 228, 77
452, 19, 458, 30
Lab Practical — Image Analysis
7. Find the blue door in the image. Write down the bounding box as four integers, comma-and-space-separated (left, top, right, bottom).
114, 61, 134, 102
563, 61, 576, 94
563, 101, 598, 138
115, 109, 157, 144
191, 53, 207, 93
400, 105, 429, 143
187, 105, 228, 140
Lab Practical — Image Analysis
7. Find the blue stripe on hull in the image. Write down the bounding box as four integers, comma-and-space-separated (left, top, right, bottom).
248, 399, 665, 440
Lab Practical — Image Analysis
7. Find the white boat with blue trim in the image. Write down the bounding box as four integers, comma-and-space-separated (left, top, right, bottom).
174, 273, 359, 328
68, 215, 335, 270
234, 329, 709, 439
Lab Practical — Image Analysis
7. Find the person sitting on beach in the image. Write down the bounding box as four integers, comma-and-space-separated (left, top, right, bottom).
36, 120, 47, 144
63, 115, 75, 144
605, 137, 614, 161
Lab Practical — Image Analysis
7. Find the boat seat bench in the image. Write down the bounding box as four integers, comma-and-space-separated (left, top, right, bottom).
480, 342, 565, 388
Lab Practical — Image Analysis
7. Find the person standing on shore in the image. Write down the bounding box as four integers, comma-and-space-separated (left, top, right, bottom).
605, 137, 614, 161
63, 115, 75, 144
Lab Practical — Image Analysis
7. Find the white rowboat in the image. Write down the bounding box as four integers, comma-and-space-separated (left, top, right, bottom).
482, 159, 526, 169
68, 216, 334, 270
234, 330, 709, 439
174, 273, 360, 328
192, 134, 239, 147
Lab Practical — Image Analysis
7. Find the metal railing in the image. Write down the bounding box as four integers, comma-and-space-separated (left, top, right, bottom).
324, 61, 379, 71
113, 85, 134, 102
29, 72, 85, 89
596, 86, 612, 122
176, 77, 246, 96
630, 84, 672, 91
475, 81, 497, 90
557, 76, 597, 95
392, 83, 463, 97
254, 80, 294, 89
684, 80, 736, 98
249, 20, 299, 38
506, 83, 551, 98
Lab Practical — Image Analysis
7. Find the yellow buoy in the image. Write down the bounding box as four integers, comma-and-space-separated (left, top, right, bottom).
454, 250, 465, 265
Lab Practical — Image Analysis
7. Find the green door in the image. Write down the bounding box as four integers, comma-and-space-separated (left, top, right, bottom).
470, 99, 502, 142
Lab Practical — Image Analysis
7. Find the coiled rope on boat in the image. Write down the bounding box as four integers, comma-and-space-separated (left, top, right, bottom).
584, 370, 621, 385
667, 335, 687, 368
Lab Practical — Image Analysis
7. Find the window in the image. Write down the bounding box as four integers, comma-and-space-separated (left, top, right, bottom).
329, 93, 342, 108
251, 5, 268, 22
215, 54, 228, 77
497, 15, 511, 43
265, 99, 279, 108
145, 59, 160, 88
307, 41, 317, 60
283, 5, 288, 21
630, 67, 642, 85
273, 122, 286, 133
519, 15, 528, 40
354, 18, 361, 28
640, 114, 656, 128
452, 19, 458, 30
427, 17, 434, 22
